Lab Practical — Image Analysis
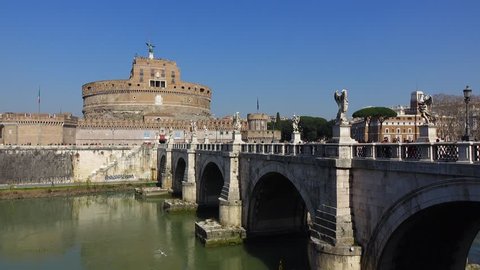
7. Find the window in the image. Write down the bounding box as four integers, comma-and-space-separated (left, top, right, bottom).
396, 128, 401, 134
385, 128, 389, 133
408, 128, 412, 133
150, 80, 166, 88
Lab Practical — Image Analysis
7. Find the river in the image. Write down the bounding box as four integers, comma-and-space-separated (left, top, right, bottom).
1, 193, 479, 269
0, 193, 310, 270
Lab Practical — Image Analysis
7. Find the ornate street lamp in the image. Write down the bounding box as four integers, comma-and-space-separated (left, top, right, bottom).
462, 85, 472, 141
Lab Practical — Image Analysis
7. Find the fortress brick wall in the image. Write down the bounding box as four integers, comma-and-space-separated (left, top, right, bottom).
82, 57, 212, 120
0, 113, 78, 145
0, 146, 155, 185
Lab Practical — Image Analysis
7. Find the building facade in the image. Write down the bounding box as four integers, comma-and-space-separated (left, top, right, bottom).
351, 91, 429, 142
241, 113, 281, 143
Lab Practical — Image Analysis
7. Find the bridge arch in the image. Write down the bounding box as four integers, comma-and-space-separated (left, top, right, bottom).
172, 157, 186, 196
245, 167, 312, 237
198, 161, 225, 208
364, 178, 480, 270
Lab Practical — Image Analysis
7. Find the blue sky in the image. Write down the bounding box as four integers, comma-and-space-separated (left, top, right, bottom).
0, 0, 479, 120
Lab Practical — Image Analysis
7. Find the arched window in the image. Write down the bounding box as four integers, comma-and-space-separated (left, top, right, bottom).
385, 128, 389, 134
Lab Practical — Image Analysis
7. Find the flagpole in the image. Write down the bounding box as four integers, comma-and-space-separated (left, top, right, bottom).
37, 86, 41, 115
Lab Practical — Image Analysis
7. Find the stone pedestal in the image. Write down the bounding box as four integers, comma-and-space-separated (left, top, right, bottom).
232, 130, 244, 144
191, 134, 198, 144
163, 198, 197, 212
417, 125, 437, 142
291, 131, 302, 144
330, 124, 356, 143
195, 219, 246, 247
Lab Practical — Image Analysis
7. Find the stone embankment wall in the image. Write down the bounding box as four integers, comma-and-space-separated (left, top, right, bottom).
0, 145, 157, 185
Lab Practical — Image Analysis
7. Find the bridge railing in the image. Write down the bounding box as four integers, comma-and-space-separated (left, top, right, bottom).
353, 142, 479, 163
167, 141, 480, 163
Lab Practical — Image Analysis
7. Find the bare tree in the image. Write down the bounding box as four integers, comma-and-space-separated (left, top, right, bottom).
432, 94, 480, 141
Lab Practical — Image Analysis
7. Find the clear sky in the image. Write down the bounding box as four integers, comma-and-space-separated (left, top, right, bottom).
0, 0, 479, 120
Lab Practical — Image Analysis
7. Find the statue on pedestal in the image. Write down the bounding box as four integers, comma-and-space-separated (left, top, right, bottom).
334, 89, 349, 125
191, 120, 197, 136
418, 94, 435, 125
146, 42, 155, 59
233, 112, 241, 132
292, 114, 300, 133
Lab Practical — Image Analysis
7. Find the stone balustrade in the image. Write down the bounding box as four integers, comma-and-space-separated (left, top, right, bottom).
165, 141, 480, 163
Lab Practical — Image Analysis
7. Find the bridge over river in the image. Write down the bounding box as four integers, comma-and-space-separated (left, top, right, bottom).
157, 133, 480, 270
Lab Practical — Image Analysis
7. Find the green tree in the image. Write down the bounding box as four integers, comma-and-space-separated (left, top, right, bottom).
275, 112, 281, 129
298, 116, 332, 141
352, 107, 397, 142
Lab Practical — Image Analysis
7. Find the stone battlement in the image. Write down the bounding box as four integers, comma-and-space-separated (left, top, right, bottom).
0, 113, 78, 126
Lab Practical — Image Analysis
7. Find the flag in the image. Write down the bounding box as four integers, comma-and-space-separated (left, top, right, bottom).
256, 97, 259, 111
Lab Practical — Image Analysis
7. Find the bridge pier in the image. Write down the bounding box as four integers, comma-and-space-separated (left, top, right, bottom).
309, 159, 362, 269
159, 144, 173, 189
182, 147, 197, 203
195, 143, 246, 246
308, 238, 362, 270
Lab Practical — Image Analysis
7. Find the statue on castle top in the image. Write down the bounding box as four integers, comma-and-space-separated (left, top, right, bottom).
292, 114, 300, 133
334, 89, 349, 125
146, 42, 155, 59
146, 42, 155, 54
418, 94, 435, 125
203, 124, 208, 134
233, 112, 241, 132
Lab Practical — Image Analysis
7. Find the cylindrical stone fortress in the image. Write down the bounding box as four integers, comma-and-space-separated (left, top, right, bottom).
82, 56, 212, 121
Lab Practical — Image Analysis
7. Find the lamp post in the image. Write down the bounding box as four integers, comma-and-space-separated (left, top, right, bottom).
462, 85, 472, 141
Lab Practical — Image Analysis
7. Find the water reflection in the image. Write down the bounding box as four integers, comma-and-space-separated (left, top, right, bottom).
0, 193, 309, 270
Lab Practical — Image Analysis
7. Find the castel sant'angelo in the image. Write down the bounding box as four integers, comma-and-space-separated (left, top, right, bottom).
0, 44, 278, 145
82, 43, 212, 121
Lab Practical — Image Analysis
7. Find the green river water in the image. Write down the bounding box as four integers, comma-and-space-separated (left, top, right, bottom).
0, 193, 310, 270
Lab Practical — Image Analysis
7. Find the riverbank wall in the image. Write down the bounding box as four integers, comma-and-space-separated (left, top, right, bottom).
0, 145, 157, 186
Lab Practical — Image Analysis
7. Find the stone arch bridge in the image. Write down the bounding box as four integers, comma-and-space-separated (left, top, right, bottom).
158, 140, 480, 270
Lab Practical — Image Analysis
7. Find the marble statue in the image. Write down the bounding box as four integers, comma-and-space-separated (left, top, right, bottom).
418, 94, 435, 124
292, 114, 300, 132
191, 120, 197, 136
233, 112, 241, 131
334, 89, 349, 125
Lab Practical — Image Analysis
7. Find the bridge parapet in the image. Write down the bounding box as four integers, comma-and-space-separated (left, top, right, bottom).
353, 141, 480, 163
170, 141, 480, 164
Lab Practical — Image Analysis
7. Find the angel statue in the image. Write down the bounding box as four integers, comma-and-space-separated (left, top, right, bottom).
292, 114, 300, 133
418, 94, 435, 124
334, 89, 349, 125
233, 112, 242, 131
190, 120, 197, 136
146, 42, 155, 54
